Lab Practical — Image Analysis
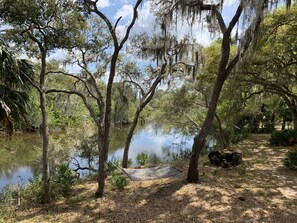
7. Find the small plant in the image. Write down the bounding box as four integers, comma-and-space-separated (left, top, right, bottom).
52, 163, 78, 197
270, 130, 297, 146
284, 149, 297, 169
136, 152, 150, 166
126, 158, 133, 168
107, 158, 121, 172
22, 173, 44, 204
110, 172, 128, 190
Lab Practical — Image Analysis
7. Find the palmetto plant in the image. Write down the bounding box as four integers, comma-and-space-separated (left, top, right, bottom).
0, 44, 34, 138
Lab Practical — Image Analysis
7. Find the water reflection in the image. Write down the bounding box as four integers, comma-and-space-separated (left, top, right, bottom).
0, 123, 215, 191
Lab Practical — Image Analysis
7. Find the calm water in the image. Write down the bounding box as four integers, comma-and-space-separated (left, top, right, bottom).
0, 124, 215, 191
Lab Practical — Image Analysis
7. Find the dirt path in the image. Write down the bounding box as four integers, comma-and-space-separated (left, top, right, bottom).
14, 134, 297, 223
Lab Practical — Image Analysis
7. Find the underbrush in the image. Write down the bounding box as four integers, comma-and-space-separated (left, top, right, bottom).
284, 148, 297, 169
0, 163, 78, 207
270, 130, 297, 146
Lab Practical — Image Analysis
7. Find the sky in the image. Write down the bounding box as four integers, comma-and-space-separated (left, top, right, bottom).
95, 0, 239, 47
50, 0, 240, 73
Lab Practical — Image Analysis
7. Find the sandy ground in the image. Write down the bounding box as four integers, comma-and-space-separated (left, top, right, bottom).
10, 134, 297, 223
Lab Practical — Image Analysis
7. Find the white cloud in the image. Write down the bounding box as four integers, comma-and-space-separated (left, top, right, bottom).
96, 0, 110, 8
114, 4, 133, 20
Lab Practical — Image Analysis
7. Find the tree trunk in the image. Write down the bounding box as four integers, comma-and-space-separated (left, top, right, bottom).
95, 131, 108, 198
95, 53, 118, 198
293, 112, 297, 130
281, 119, 286, 130
187, 32, 231, 183
40, 50, 51, 203
187, 73, 226, 182
122, 108, 141, 168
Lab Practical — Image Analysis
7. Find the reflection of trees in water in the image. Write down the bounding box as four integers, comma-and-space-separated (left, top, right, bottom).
0, 135, 41, 178
108, 124, 146, 152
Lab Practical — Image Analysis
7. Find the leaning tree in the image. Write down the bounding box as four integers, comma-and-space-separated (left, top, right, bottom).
152, 0, 296, 183
121, 33, 204, 168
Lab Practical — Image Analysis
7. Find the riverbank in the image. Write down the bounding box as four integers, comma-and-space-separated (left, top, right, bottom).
3, 134, 297, 223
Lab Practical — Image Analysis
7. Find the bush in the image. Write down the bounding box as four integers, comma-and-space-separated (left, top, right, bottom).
136, 152, 150, 166
0, 185, 20, 205
231, 128, 251, 144
110, 173, 128, 190
270, 130, 297, 146
52, 164, 78, 197
23, 173, 44, 204
284, 149, 297, 169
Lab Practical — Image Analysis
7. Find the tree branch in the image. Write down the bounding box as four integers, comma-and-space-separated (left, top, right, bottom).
46, 89, 99, 125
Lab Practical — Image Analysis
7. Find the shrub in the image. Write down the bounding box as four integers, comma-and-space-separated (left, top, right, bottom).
110, 172, 128, 190
136, 152, 150, 166
270, 130, 297, 146
52, 163, 78, 197
231, 128, 251, 144
22, 173, 44, 204
0, 185, 20, 205
284, 149, 297, 169
107, 158, 121, 172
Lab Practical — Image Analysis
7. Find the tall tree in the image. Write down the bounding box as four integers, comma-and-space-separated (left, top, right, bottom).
47, 0, 143, 197
153, 0, 295, 183
0, 0, 84, 203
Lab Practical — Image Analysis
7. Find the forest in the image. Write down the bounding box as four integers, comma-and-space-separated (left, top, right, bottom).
0, 0, 297, 222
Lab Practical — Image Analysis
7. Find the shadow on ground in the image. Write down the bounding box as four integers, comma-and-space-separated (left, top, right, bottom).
14, 134, 297, 223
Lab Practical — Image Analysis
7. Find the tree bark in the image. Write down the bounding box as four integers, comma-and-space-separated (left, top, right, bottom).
40, 50, 51, 203
187, 23, 232, 182
187, 72, 227, 182
122, 73, 164, 168
293, 111, 297, 130
122, 108, 140, 168
95, 130, 108, 197
95, 52, 118, 198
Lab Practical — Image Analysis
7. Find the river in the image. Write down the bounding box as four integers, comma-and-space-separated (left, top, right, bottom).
0, 123, 215, 191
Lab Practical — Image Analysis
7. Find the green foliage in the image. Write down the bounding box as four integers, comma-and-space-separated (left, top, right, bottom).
110, 172, 128, 190
108, 158, 132, 172
231, 128, 251, 144
23, 173, 44, 204
107, 158, 121, 172
112, 83, 137, 125
284, 149, 297, 169
23, 164, 78, 202
52, 163, 78, 197
0, 45, 34, 132
0, 184, 20, 205
136, 152, 150, 166
270, 130, 297, 146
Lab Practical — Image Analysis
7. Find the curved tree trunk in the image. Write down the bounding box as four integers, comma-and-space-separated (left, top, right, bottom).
187, 72, 227, 182
122, 108, 140, 168
122, 73, 164, 168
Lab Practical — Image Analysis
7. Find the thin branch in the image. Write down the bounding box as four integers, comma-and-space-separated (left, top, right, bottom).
46, 70, 99, 101
46, 89, 99, 125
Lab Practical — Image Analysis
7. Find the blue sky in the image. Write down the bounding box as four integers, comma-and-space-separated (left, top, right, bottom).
95, 0, 239, 47
50, 0, 239, 73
